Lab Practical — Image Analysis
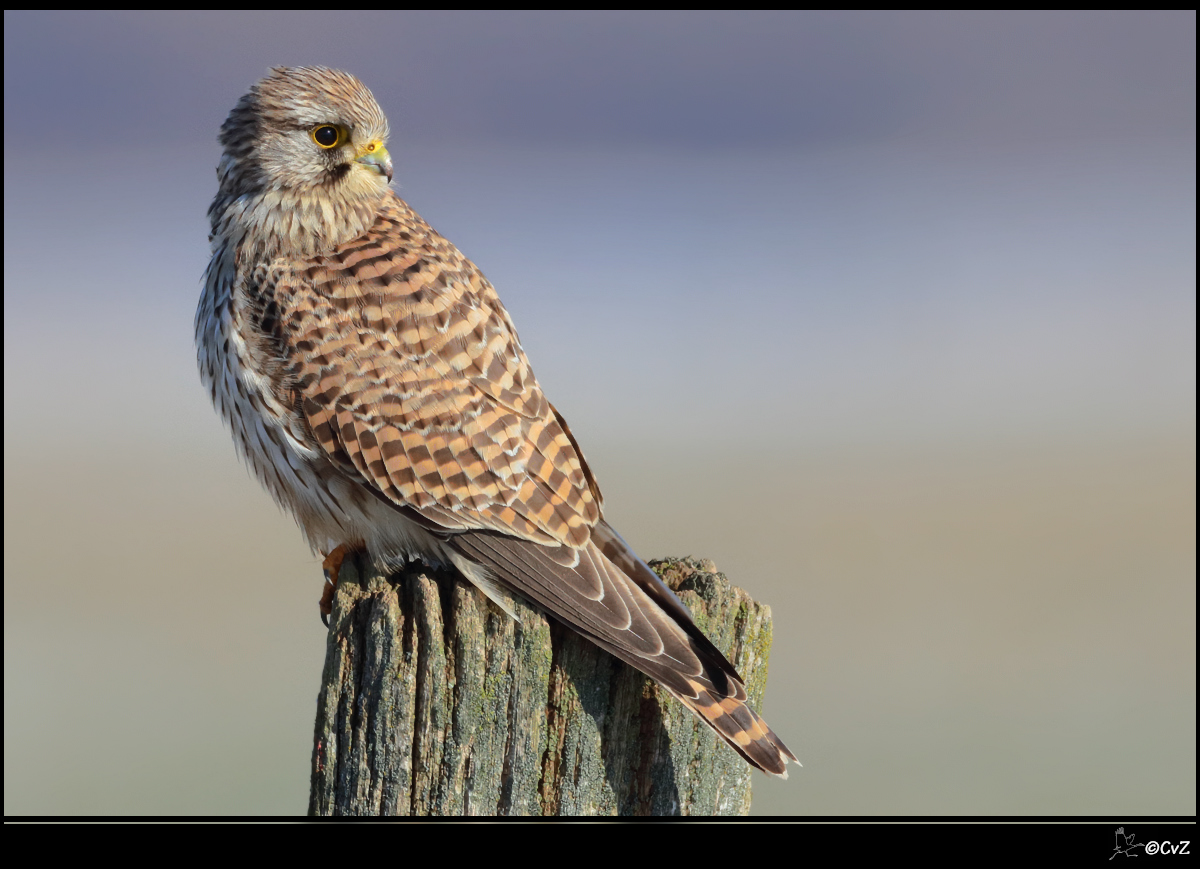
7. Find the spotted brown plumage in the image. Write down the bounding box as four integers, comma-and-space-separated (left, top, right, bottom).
197, 66, 797, 778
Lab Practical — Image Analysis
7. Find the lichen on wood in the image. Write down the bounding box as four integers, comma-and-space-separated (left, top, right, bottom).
308, 555, 779, 816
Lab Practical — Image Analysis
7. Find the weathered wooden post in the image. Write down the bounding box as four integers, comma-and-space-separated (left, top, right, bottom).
308, 556, 781, 816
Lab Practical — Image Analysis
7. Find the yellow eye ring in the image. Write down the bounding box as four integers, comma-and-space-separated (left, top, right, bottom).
311, 125, 343, 149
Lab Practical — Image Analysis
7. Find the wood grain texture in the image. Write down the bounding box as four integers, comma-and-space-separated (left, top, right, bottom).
309, 556, 780, 816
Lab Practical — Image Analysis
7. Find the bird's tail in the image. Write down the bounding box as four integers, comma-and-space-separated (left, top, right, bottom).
453, 522, 798, 777
666, 679, 797, 778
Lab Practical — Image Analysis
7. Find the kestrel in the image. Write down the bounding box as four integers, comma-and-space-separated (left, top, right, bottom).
197, 67, 796, 778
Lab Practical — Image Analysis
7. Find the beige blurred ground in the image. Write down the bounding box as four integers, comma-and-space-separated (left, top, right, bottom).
4, 431, 1193, 815
602, 435, 1195, 814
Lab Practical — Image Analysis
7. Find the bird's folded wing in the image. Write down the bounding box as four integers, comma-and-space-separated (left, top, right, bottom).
263, 193, 601, 548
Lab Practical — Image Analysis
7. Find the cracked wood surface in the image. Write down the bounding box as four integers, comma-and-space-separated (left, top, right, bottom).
308, 555, 779, 816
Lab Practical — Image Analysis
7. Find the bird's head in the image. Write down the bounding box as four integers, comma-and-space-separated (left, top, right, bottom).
211, 67, 394, 255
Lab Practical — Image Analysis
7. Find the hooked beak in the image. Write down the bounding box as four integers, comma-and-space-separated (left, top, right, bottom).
355, 141, 393, 183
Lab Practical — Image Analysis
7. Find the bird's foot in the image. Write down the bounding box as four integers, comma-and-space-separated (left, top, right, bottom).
320, 543, 358, 627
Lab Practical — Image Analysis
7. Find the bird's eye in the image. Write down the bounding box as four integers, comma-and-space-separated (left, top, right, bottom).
311, 125, 342, 149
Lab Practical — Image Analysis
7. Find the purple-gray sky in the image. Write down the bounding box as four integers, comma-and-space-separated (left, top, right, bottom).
4, 11, 1194, 149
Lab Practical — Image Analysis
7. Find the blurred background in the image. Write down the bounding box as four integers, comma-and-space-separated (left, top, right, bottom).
4, 11, 1194, 816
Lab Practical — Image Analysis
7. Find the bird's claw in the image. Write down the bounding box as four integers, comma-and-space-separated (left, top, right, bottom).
319, 543, 355, 627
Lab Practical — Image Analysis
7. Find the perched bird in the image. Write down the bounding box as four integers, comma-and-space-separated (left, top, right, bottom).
197, 66, 796, 777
